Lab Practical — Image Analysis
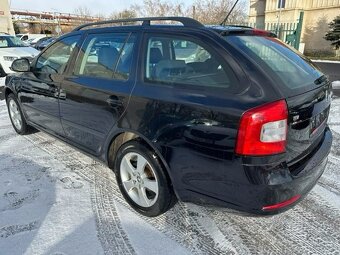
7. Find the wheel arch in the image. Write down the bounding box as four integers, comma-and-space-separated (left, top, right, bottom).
4, 87, 14, 100
105, 130, 176, 192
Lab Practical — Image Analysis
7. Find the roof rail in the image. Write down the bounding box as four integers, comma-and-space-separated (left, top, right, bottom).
73, 17, 204, 31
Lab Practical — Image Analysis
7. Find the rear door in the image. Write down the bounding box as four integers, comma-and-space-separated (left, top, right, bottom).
59, 31, 138, 154
124, 31, 247, 196
225, 35, 332, 168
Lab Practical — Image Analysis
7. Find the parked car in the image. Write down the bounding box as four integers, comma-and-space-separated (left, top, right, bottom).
34, 36, 53, 49
36, 37, 56, 51
16, 33, 46, 42
4, 17, 332, 217
0, 34, 39, 77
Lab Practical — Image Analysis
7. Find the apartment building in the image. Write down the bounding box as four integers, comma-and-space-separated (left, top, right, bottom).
249, 0, 340, 55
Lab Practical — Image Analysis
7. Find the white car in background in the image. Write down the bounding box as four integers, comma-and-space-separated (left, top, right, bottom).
0, 34, 39, 77
16, 33, 47, 42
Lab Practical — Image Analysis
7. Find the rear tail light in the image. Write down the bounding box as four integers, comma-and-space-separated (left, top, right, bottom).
236, 100, 288, 156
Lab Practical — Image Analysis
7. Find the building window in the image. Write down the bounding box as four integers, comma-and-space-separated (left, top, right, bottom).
278, 0, 286, 9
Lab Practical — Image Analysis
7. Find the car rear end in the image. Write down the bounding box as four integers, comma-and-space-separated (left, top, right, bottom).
219, 29, 333, 214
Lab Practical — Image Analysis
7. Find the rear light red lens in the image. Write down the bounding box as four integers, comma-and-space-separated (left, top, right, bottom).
262, 195, 301, 211
235, 100, 288, 156
252, 29, 273, 37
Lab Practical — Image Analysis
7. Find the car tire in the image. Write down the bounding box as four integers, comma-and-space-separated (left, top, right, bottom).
0, 64, 6, 77
115, 140, 175, 217
6, 93, 30, 135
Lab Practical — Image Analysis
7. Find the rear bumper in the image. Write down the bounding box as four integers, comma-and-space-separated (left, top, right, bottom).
180, 127, 332, 215
257, 126, 332, 214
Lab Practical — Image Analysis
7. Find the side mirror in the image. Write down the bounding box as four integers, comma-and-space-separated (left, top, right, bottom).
11, 58, 30, 72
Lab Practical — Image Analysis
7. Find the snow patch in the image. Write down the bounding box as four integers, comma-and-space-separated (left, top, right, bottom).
115, 201, 190, 255
0, 107, 103, 255
0, 77, 5, 87
332, 81, 340, 90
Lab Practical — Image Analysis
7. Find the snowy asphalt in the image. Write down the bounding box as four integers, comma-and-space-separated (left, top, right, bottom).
0, 94, 340, 254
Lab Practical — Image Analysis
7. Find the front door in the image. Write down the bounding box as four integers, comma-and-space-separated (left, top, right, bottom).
59, 31, 138, 154
18, 35, 81, 135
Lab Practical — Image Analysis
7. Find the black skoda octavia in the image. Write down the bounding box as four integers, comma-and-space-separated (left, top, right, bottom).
4, 17, 332, 217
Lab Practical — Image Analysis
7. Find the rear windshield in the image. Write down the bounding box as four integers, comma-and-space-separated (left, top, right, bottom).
224, 36, 324, 95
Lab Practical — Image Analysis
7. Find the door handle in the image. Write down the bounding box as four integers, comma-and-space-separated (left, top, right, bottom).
106, 97, 123, 107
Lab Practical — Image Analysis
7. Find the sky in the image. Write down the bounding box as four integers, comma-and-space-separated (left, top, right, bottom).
9, 0, 195, 16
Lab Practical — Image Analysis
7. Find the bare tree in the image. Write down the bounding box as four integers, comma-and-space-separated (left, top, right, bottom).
131, 0, 186, 17
191, 0, 247, 25
74, 6, 92, 17
75, 0, 247, 27
128, 0, 246, 25
74, 6, 92, 24
110, 9, 137, 20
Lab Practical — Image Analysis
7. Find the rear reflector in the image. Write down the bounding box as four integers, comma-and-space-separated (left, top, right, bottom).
262, 195, 301, 211
235, 100, 288, 156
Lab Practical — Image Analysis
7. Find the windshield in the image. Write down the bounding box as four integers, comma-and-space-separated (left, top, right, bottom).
0, 36, 27, 48
224, 35, 324, 94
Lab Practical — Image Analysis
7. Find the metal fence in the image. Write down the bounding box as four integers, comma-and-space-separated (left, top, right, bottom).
226, 13, 304, 50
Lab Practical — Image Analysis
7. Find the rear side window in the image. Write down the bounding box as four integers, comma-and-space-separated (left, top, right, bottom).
225, 36, 323, 94
74, 33, 135, 80
145, 35, 236, 89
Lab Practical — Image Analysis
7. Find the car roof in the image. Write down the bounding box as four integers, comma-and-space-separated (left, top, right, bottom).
70, 17, 257, 34
60, 17, 276, 40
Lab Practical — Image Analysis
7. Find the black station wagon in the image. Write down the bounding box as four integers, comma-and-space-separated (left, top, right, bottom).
4, 17, 332, 216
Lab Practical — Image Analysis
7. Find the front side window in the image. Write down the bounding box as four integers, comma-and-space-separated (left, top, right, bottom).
74, 33, 135, 80
145, 35, 235, 89
36, 35, 80, 75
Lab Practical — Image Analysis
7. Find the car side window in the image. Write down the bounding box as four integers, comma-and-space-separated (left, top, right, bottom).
145, 36, 235, 89
0, 38, 8, 47
36, 35, 80, 75
74, 33, 135, 80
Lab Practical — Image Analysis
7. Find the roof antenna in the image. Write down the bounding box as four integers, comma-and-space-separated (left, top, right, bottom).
220, 0, 240, 26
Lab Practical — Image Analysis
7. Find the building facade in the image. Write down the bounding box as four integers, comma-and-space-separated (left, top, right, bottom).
249, 0, 340, 55
0, 0, 15, 34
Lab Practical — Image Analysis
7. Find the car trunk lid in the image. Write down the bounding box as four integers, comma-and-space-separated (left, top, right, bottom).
285, 78, 332, 170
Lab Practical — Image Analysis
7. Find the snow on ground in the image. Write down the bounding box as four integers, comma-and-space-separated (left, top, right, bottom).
1, 96, 340, 255
0, 101, 103, 254
333, 81, 340, 90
